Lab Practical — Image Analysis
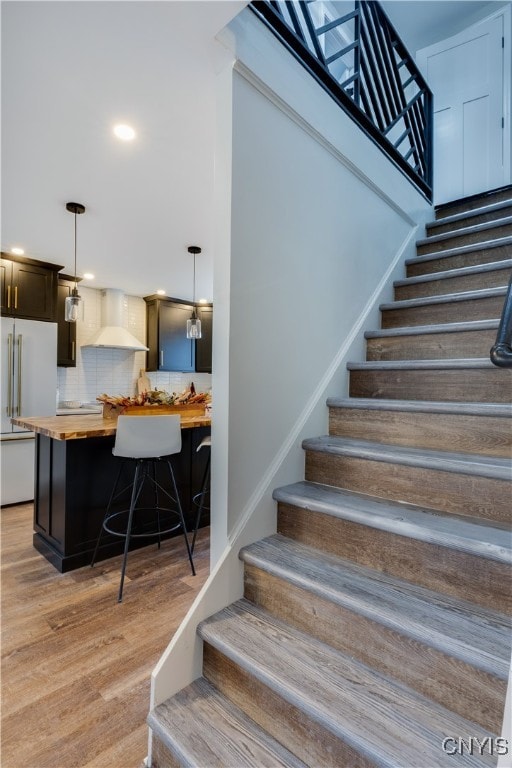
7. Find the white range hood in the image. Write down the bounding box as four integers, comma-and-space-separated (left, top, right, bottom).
82, 289, 148, 351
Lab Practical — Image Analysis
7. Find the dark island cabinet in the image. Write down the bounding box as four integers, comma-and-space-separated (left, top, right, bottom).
1, 253, 62, 321
195, 303, 213, 373
145, 296, 195, 372
32, 427, 210, 572
56, 276, 78, 366
145, 295, 213, 374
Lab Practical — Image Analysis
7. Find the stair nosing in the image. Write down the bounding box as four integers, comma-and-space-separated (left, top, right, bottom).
272, 480, 512, 565
199, 600, 497, 768
302, 435, 512, 481
394, 259, 512, 287
416, 215, 512, 247
240, 534, 511, 679
346, 357, 500, 370
380, 285, 507, 311
405, 235, 512, 265
326, 397, 512, 418
365, 318, 499, 338
427, 200, 512, 231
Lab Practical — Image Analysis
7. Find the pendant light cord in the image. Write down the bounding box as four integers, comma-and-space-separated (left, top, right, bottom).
73, 211, 78, 290
193, 252, 196, 305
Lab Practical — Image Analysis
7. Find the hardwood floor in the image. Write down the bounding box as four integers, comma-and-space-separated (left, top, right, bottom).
0, 503, 210, 768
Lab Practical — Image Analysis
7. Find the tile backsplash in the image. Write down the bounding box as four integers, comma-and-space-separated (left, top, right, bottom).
57, 287, 211, 404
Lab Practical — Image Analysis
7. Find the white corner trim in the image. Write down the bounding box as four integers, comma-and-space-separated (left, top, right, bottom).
228, 224, 420, 547
233, 59, 418, 227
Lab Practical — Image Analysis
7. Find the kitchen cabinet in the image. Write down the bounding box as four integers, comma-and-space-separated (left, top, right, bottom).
57, 275, 78, 366
145, 296, 195, 372
1, 253, 62, 322
195, 303, 213, 373
145, 295, 213, 373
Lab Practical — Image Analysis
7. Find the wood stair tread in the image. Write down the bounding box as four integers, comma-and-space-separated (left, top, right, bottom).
302, 435, 511, 481
148, 677, 308, 768
198, 600, 497, 767
416, 215, 512, 248
347, 357, 504, 370
427, 200, 512, 232
239, 534, 512, 679
435, 186, 512, 219
365, 318, 500, 338
394, 259, 512, 287
380, 285, 507, 311
405, 235, 512, 266
326, 396, 512, 418
272, 480, 511, 564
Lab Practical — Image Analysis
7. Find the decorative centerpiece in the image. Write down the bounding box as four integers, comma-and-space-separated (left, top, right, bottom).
97, 383, 211, 420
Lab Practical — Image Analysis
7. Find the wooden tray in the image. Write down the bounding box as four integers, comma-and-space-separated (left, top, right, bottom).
102, 402, 207, 420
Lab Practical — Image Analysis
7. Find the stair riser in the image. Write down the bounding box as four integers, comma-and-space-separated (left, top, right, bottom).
436, 190, 512, 219
366, 328, 496, 361
151, 738, 181, 768
349, 367, 511, 403
381, 295, 504, 328
394, 268, 511, 301
428, 206, 512, 235
277, 503, 512, 614
202, 644, 375, 768
304, 451, 510, 523
244, 564, 506, 733
328, 407, 512, 458
406, 244, 512, 277
417, 222, 512, 256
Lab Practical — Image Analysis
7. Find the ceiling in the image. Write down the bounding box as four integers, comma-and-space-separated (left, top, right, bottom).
1, 0, 507, 300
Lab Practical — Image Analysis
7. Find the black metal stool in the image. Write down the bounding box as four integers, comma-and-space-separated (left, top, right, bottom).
191, 435, 210, 554
91, 414, 195, 602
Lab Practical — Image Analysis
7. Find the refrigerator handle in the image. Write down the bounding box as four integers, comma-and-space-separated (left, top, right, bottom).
16, 334, 22, 416
6, 333, 13, 416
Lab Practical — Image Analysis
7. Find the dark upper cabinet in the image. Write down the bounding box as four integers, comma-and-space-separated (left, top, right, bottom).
1, 253, 62, 321
57, 276, 77, 367
145, 296, 195, 372
195, 304, 213, 373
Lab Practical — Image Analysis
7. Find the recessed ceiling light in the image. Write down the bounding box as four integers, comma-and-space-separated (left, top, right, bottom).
83, 272, 95, 280
113, 124, 136, 141
156, 289, 166, 296
11, 247, 24, 255
198, 298, 208, 304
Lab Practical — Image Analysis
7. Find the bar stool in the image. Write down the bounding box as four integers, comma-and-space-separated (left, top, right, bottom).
91, 415, 195, 602
191, 435, 210, 554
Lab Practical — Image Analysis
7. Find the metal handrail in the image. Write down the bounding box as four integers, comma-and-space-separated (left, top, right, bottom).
250, 0, 433, 201
490, 276, 512, 367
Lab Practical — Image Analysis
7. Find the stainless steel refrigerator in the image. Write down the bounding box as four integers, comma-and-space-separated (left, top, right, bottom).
1, 317, 57, 505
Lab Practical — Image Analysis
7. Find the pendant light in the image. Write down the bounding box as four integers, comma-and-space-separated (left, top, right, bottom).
186, 245, 202, 339
64, 202, 85, 322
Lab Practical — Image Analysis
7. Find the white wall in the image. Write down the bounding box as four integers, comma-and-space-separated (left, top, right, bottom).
149, 6, 432, 729
57, 287, 211, 403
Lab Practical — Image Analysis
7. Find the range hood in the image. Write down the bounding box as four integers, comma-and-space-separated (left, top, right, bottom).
82, 289, 148, 351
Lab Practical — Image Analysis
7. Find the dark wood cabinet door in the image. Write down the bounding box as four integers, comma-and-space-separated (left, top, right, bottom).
0, 258, 13, 315
195, 304, 213, 373
158, 301, 195, 372
57, 280, 77, 366
11, 261, 56, 321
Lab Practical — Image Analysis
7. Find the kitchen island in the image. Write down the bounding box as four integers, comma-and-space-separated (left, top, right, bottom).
12, 413, 211, 572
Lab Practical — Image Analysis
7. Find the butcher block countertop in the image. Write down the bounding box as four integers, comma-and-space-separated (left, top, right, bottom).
11, 413, 212, 440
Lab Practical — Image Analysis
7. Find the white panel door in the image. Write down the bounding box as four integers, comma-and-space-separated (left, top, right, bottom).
417, 14, 506, 204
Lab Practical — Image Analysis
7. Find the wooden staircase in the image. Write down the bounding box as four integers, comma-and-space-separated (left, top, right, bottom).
148, 187, 512, 768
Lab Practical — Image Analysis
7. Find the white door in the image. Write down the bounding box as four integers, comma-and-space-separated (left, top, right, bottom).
417, 13, 506, 204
